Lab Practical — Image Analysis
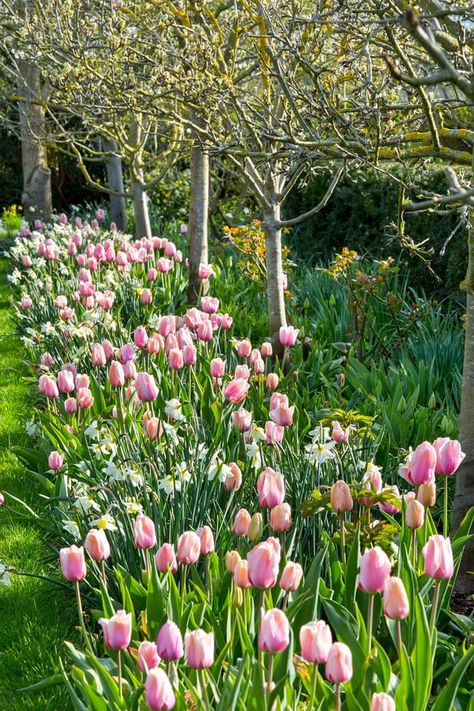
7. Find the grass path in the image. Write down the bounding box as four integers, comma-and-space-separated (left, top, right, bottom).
0, 257, 74, 710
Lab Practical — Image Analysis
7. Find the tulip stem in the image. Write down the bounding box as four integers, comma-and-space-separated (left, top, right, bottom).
200, 669, 211, 710
181, 565, 187, 615
411, 529, 417, 571
310, 664, 318, 709
335, 683, 341, 711
117, 649, 122, 699
430, 580, 441, 636
101, 560, 107, 588
339, 512, 346, 565
443, 476, 449, 537
396, 619, 403, 661
266, 653, 274, 699
367, 593, 374, 655
204, 554, 211, 601
75, 580, 93, 654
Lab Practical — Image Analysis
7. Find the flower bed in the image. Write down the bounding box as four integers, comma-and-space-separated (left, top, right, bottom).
3, 213, 473, 710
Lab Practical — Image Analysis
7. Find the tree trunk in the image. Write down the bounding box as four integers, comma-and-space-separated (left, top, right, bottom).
130, 176, 151, 239
454, 208, 474, 595
17, 60, 52, 222
187, 115, 209, 304
263, 197, 287, 356
103, 137, 126, 231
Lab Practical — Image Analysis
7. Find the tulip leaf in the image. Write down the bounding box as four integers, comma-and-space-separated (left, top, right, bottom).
430, 645, 474, 711
146, 556, 165, 639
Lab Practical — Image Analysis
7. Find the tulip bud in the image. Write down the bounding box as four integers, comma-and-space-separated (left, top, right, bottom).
325, 642, 353, 683
330, 481, 353, 512
247, 540, 280, 589
358, 547, 391, 593
247, 512, 263, 543
185, 629, 214, 668
266, 373, 279, 389
257, 467, 285, 508
371, 693, 396, 711
423, 535, 454, 579
280, 561, 303, 592
224, 462, 242, 492
48, 451, 64, 471
85, 529, 111, 561
99, 610, 132, 650
417, 481, 436, 508
233, 560, 251, 588
60, 545, 87, 581
197, 525, 215, 554
270, 502, 292, 532
233, 508, 251, 536
157, 621, 184, 661
406, 500, 425, 529
155, 543, 178, 573
299, 621, 332, 664
137, 640, 160, 673
383, 576, 409, 620
226, 550, 241, 574
259, 609, 290, 653
144, 668, 176, 710
232, 585, 244, 607
177, 531, 201, 564
133, 515, 156, 549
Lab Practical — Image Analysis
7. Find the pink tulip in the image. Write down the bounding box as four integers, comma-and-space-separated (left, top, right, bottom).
330, 481, 353, 512
257, 467, 285, 508
185, 629, 214, 668
100, 610, 132, 650
433, 437, 465, 476
423, 535, 454, 579
20, 295, 32, 309
210, 358, 225, 378
137, 640, 160, 673
197, 526, 215, 554
378, 485, 400, 515
156, 621, 183, 660
269, 392, 288, 410
0, 493, 4, 505
265, 420, 284, 445
201, 296, 219, 314
167, 348, 183, 370
331, 420, 350, 444
183, 345, 197, 366
406, 442, 437, 485
133, 515, 156, 549
325, 642, 353, 683
279, 326, 298, 347
198, 263, 213, 279
269, 404, 295, 427
371, 693, 396, 711
223, 462, 242, 491
232, 407, 252, 432
109, 361, 125, 388
406, 499, 425, 529
135, 372, 159, 402
234, 364, 251, 380
233, 508, 251, 536
234, 560, 251, 588
261, 342, 273, 358
39, 374, 59, 398
102, 340, 115, 360
40, 352, 55, 366
84, 529, 110, 561
124, 360, 137, 380
270, 503, 292, 531
224, 378, 249, 405
57, 370, 75, 394
77, 387, 93, 409
64, 397, 77, 414
247, 540, 280, 588
144, 668, 175, 710
299, 621, 332, 664
140, 289, 153, 305
226, 550, 241, 574
148, 335, 164, 354
60, 545, 87, 581
177, 531, 201, 564
235, 339, 252, 357
359, 467, 383, 505
358, 547, 391, 593
91, 343, 106, 367
197, 320, 213, 342
48, 451, 63, 470
383, 576, 409, 620
155, 543, 178, 573
417, 481, 436, 508
259, 609, 290, 653
280, 562, 303, 591
134, 326, 148, 349
75, 373, 90, 389
265, 373, 279, 390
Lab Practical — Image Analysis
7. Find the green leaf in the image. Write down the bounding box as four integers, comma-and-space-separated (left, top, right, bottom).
431, 646, 474, 711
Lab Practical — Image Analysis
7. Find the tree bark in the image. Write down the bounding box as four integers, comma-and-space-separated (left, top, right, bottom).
187, 114, 209, 304
454, 208, 474, 595
130, 176, 151, 239
263, 192, 287, 356
103, 137, 126, 231
16, 60, 52, 222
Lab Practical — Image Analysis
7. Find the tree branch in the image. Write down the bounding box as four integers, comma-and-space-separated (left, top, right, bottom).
277, 163, 345, 228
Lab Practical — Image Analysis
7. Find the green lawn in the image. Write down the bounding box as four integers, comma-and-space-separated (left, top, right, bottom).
0, 257, 75, 710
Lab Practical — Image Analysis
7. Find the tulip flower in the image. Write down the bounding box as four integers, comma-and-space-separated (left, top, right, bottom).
279, 326, 298, 347
223, 378, 249, 404
60, 545, 86, 582
201, 296, 219, 314
259, 609, 290, 653
261, 341, 273, 358
157, 621, 184, 661
417, 481, 436, 508
406, 499, 425, 529
257, 467, 285, 508
135, 372, 159, 402
331, 481, 353, 512
134, 326, 148, 349
223, 462, 242, 491
383, 576, 409, 620
326, 642, 352, 709
331, 420, 350, 444
270, 502, 292, 532
300, 621, 332, 664
234, 560, 251, 588
266, 372, 279, 389
185, 629, 214, 668
371, 693, 395, 711
423, 535, 454, 580
280, 561, 303, 592
144, 668, 175, 710
269, 404, 295, 427
109, 361, 125, 388
225, 550, 241, 574
247, 512, 263, 543
247, 540, 280, 588
359, 547, 391, 652
210, 357, 225, 379
235, 339, 252, 357
177, 531, 201, 565
433, 437, 465, 536
84, 529, 111, 562
232, 407, 252, 432
403, 441, 437, 486
233, 508, 251, 536
100, 610, 132, 698
57, 369, 75, 394
91, 343, 106, 366
133, 515, 156, 549
234, 364, 251, 380
137, 640, 160, 673
265, 420, 284, 445
155, 543, 178, 573
48, 451, 63, 471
